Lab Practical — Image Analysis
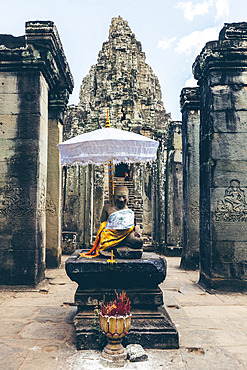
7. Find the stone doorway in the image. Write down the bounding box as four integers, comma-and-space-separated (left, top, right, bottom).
115, 163, 129, 178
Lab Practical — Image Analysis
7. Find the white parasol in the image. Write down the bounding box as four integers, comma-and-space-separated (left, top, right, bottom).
57, 110, 159, 203
57, 127, 159, 166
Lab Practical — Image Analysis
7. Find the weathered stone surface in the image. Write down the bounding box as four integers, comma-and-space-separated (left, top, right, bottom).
66, 250, 167, 289
165, 121, 183, 255
180, 88, 200, 270
0, 21, 73, 284
193, 22, 247, 290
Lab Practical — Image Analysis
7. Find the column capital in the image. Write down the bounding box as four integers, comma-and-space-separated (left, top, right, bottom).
193, 23, 247, 83
180, 87, 200, 113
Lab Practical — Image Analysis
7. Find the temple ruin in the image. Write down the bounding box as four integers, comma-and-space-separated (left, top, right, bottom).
63, 16, 182, 255
0, 18, 246, 295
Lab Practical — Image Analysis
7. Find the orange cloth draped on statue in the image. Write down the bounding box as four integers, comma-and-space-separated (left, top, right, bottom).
79, 221, 134, 258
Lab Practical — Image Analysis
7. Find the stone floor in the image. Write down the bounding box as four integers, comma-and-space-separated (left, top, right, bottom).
0, 256, 246, 370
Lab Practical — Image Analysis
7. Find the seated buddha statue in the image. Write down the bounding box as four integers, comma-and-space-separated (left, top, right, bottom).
79, 185, 143, 259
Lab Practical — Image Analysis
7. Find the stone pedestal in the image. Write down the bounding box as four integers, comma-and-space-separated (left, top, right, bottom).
65, 250, 179, 349
193, 22, 247, 290
180, 88, 200, 270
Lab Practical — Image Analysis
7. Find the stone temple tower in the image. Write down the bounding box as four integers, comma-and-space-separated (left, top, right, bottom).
63, 16, 172, 252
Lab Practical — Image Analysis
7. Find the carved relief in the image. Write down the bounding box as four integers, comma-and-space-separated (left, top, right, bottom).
215, 180, 247, 222
46, 194, 56, 214
0, 185, 34, 216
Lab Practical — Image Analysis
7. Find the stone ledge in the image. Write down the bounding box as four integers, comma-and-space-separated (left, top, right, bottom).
65, 250, 167, 289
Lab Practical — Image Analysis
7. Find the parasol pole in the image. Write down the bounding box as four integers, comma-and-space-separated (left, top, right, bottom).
105, 108, 114, 204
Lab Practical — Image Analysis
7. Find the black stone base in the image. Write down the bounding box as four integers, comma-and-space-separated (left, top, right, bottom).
74, 287, 164, 309
74, 307, 179, 350
65, 250, 179, 350
199, 272, 247, 292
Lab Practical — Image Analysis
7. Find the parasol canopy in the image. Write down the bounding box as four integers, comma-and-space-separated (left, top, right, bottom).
57, 127, 159, 166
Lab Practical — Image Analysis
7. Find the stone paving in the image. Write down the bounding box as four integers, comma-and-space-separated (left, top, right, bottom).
0, 256, 246, 369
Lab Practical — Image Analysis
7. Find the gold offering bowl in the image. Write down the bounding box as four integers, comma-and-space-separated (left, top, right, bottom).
99, 313, 131, 365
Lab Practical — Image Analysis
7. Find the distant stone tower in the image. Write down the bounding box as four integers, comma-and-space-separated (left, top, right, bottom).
77, 16, 170, 131
63, 16, 173, 251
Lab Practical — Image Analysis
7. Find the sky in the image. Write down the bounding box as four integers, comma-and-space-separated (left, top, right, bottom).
0, 0, 247, 120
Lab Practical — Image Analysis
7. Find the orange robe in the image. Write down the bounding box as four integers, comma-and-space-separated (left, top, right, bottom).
79, 221, 134, 258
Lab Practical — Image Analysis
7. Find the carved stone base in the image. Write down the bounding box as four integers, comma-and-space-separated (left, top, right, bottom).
66, 250, 179, 350
74, 307, 178, 350
200, 272, 247, 292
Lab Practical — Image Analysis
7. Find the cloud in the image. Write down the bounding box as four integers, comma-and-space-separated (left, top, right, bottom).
176, 0, 211, 21
215, 0, 230, 20
176, 0, 230, 21
175, 26, 221, 56
184, 75, 198, 87
158, 36, 177, 50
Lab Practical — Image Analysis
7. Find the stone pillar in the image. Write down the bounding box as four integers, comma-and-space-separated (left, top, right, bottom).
0, 21, 73, 284
180, 87, 200, 269
165, 122, 183, 255
193, 22, 247, 290
46, 91, 69, 267
0, 71, 48, 284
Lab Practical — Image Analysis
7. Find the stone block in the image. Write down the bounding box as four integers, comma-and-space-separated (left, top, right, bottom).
0, 93, 20, 114
211, 85, 247, 111
212, 241, 235, 262
212, 110, 247, 133
211, 133, 247, 160
210, 70, 247, 86
212, 221, 247, 242
211, 160, 247, 187
66, 251, 167, 289
0, 72, 18, 93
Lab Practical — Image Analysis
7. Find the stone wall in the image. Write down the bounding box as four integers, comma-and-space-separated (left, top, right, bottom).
193, 22, 247, 290
0, 21, 73, 284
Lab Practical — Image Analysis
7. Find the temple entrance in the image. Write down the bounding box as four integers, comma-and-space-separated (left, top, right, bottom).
115, 163, 129, 177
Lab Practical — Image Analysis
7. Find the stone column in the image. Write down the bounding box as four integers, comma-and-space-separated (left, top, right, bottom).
193, 22, 247, 290
180, 87, 200, 269
0, 70, 48, 284
0, 21, 73, 284
165, 122, 183, 255
46, 91, 69, 267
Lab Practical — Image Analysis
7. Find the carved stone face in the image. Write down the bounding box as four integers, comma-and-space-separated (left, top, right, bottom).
114, 186, 129, 209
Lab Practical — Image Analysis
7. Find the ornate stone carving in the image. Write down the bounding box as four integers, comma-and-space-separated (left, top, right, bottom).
215, 180, 247, 222
0, 185, 34, 216
49, 89, 70, 111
